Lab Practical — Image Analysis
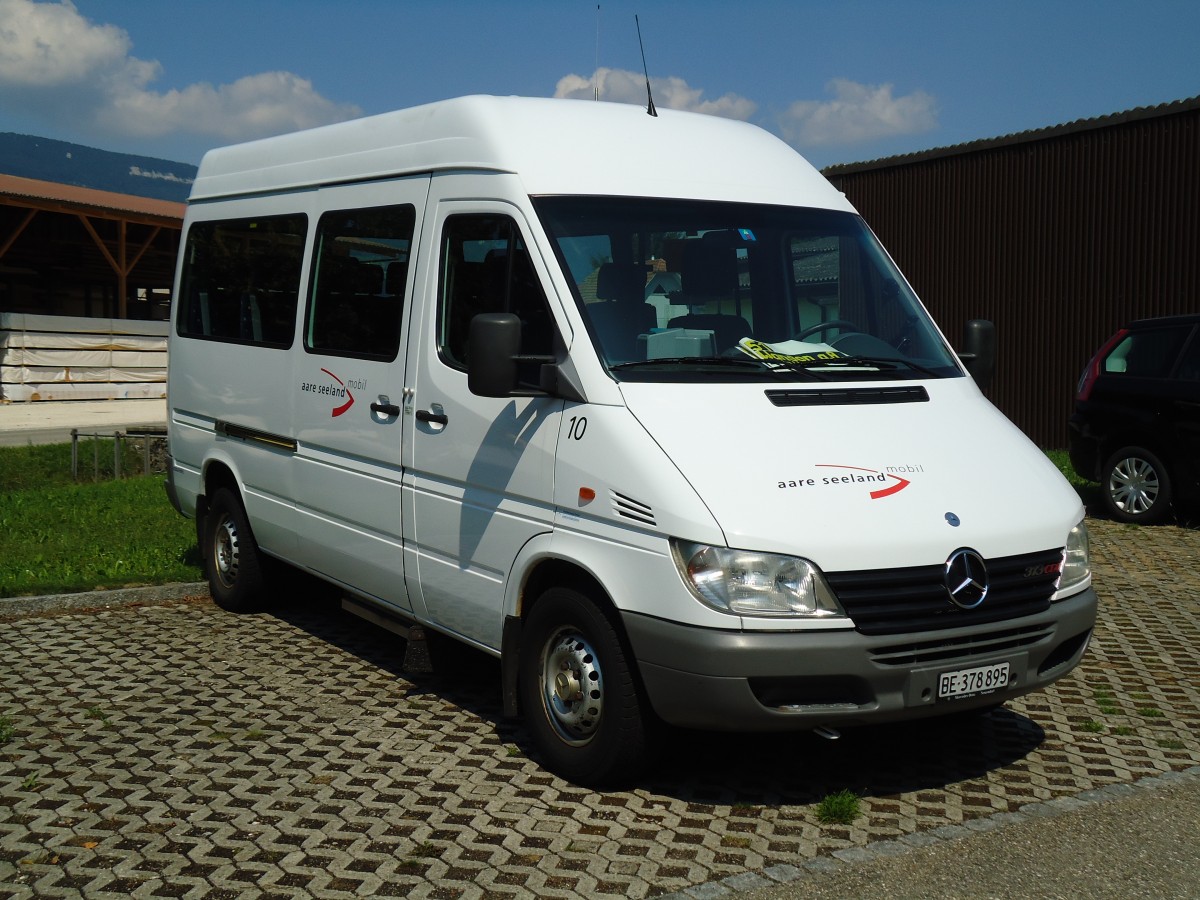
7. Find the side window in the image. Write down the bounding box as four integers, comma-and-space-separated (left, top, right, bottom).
177, 214, 306, 347
1103, 327, 1190, 377
1172, 331, 1200, 381
438, 215, 555, 372
306, 205, 415, 360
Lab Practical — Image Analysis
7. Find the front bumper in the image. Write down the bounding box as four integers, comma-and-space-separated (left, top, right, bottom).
624, 587, 1097, 730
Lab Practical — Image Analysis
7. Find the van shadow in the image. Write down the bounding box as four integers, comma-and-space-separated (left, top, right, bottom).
640, 710, 1044, 806
270, 591, 1046, 806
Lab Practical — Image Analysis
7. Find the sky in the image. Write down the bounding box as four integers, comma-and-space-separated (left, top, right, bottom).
0, 0, 1196, 170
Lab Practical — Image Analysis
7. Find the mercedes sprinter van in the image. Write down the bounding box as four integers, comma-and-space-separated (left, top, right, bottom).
166, 96, 1096, 785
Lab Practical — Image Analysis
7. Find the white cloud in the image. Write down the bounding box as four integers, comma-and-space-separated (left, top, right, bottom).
555, 67, 757, 120
778, 79, 938, 148
108, 71, 362, 140
0, 0, 360, 144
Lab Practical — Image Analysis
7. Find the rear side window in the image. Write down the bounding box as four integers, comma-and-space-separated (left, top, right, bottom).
1176, 333, 1200, 381
305, 205, 416, 360
438, 215, 555, 371
1103, 326, 1192, 377
177, 214, 306, 347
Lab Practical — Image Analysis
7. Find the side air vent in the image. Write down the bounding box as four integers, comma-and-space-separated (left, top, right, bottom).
765, 386, 930, 407
611, 491, 656, 526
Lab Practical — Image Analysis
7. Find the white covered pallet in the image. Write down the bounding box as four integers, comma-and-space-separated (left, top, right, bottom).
0, 313, 168, 402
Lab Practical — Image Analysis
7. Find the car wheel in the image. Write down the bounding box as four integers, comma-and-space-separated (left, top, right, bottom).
205, 487, 267, 611
1101, 446, 1173, 524
518, 586, 651, 786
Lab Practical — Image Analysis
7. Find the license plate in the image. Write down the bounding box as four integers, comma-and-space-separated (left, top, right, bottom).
938, 662, 1010, 700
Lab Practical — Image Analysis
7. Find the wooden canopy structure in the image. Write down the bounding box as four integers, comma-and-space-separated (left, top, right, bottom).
0, 174, 184, 320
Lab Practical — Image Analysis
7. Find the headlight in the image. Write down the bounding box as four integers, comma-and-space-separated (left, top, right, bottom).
1057, 519, 1090, 595
671, 540, 846, 618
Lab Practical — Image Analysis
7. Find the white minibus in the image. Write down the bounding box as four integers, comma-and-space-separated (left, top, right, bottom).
166, 96, 1096, 785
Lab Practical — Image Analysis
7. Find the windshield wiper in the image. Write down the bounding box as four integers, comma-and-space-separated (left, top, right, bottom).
611, 356, 771, 371
610, 356, 832, 381
831, 355, 944, 377
763, 355, 940, 378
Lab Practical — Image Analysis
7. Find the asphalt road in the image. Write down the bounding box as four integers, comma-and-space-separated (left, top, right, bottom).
733, 772, 1200, 900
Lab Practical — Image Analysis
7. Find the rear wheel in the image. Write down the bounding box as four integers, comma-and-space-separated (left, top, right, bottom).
1102, 446, 1172, 524
205, 487, 267, 611
518, 587, 651, 786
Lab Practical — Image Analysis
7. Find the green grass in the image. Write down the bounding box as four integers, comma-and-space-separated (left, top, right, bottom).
0, 439, 156, 492
0, 442, 201, 599
1044, 449, 1101, 505
816, 789, 861, 825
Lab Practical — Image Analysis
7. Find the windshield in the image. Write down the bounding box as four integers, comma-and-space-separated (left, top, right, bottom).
533, 197, 963, 382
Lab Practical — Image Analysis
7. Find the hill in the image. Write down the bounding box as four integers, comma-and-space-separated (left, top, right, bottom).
0, 133, 196, 202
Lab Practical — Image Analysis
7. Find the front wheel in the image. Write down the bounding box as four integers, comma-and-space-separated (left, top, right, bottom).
205, 487, 267, 611
1102, 446, 1173, 524
518, 587, 651, 786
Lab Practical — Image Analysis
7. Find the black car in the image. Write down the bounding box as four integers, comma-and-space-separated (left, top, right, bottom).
1069, 314, 1200, 524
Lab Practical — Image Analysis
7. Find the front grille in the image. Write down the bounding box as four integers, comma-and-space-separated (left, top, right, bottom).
826, 547, 1063, 636
870, 623, 1054, 667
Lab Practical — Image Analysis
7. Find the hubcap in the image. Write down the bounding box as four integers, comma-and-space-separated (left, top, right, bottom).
540, 628, 604, 746
214, 515, 240, 588
1109, 457, 1160, 515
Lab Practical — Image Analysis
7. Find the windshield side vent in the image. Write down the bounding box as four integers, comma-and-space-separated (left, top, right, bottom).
611, 491, 656, 527
766, 386, 930, 407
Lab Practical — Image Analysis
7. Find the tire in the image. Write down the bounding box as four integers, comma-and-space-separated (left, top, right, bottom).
518, 587, 651, 786
1101, 446, 1173, 525
204, 487, 267, 611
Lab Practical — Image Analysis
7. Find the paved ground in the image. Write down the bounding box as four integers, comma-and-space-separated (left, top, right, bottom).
1, 515, 1198, 898
0, 399, 165, 447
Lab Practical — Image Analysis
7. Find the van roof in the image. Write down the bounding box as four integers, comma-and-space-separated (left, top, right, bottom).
189, 95, 851, 211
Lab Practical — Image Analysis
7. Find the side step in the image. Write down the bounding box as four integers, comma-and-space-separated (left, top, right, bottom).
340, 597, 432, 672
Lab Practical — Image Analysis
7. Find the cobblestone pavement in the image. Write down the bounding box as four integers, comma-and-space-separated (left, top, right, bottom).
2, 518, 1198, 899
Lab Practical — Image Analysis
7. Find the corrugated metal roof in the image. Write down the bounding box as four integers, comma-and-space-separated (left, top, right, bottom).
0, 173, 184, 223
823, 95, 1200, 177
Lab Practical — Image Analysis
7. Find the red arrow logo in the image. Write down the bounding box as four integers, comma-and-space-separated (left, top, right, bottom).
321, 368, 355, 417
870, 475, 911, 499
816, 464, 914, 500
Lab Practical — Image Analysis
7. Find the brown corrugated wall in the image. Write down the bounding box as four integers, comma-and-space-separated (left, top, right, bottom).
825, 102, 1200, 448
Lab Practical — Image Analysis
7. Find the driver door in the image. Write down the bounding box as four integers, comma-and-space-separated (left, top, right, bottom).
402, 199, 565, 649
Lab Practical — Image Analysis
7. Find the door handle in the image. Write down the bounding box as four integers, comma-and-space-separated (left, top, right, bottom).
416, 409, 449, 426
370, 401, 401, 416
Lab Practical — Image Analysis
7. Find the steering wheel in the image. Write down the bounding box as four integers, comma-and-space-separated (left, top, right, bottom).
792, 319, 859, 341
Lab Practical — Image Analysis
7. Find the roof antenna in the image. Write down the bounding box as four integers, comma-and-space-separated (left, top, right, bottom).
595, 5, 601, 101
635, 14, 657, 117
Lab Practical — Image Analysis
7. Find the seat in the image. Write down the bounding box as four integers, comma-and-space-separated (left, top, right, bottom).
588, 263, 655, 361
667, 239, 752, 352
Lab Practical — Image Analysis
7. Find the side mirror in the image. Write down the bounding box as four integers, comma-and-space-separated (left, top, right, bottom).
958, 319, 996, 392
467, 313, 521, 397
